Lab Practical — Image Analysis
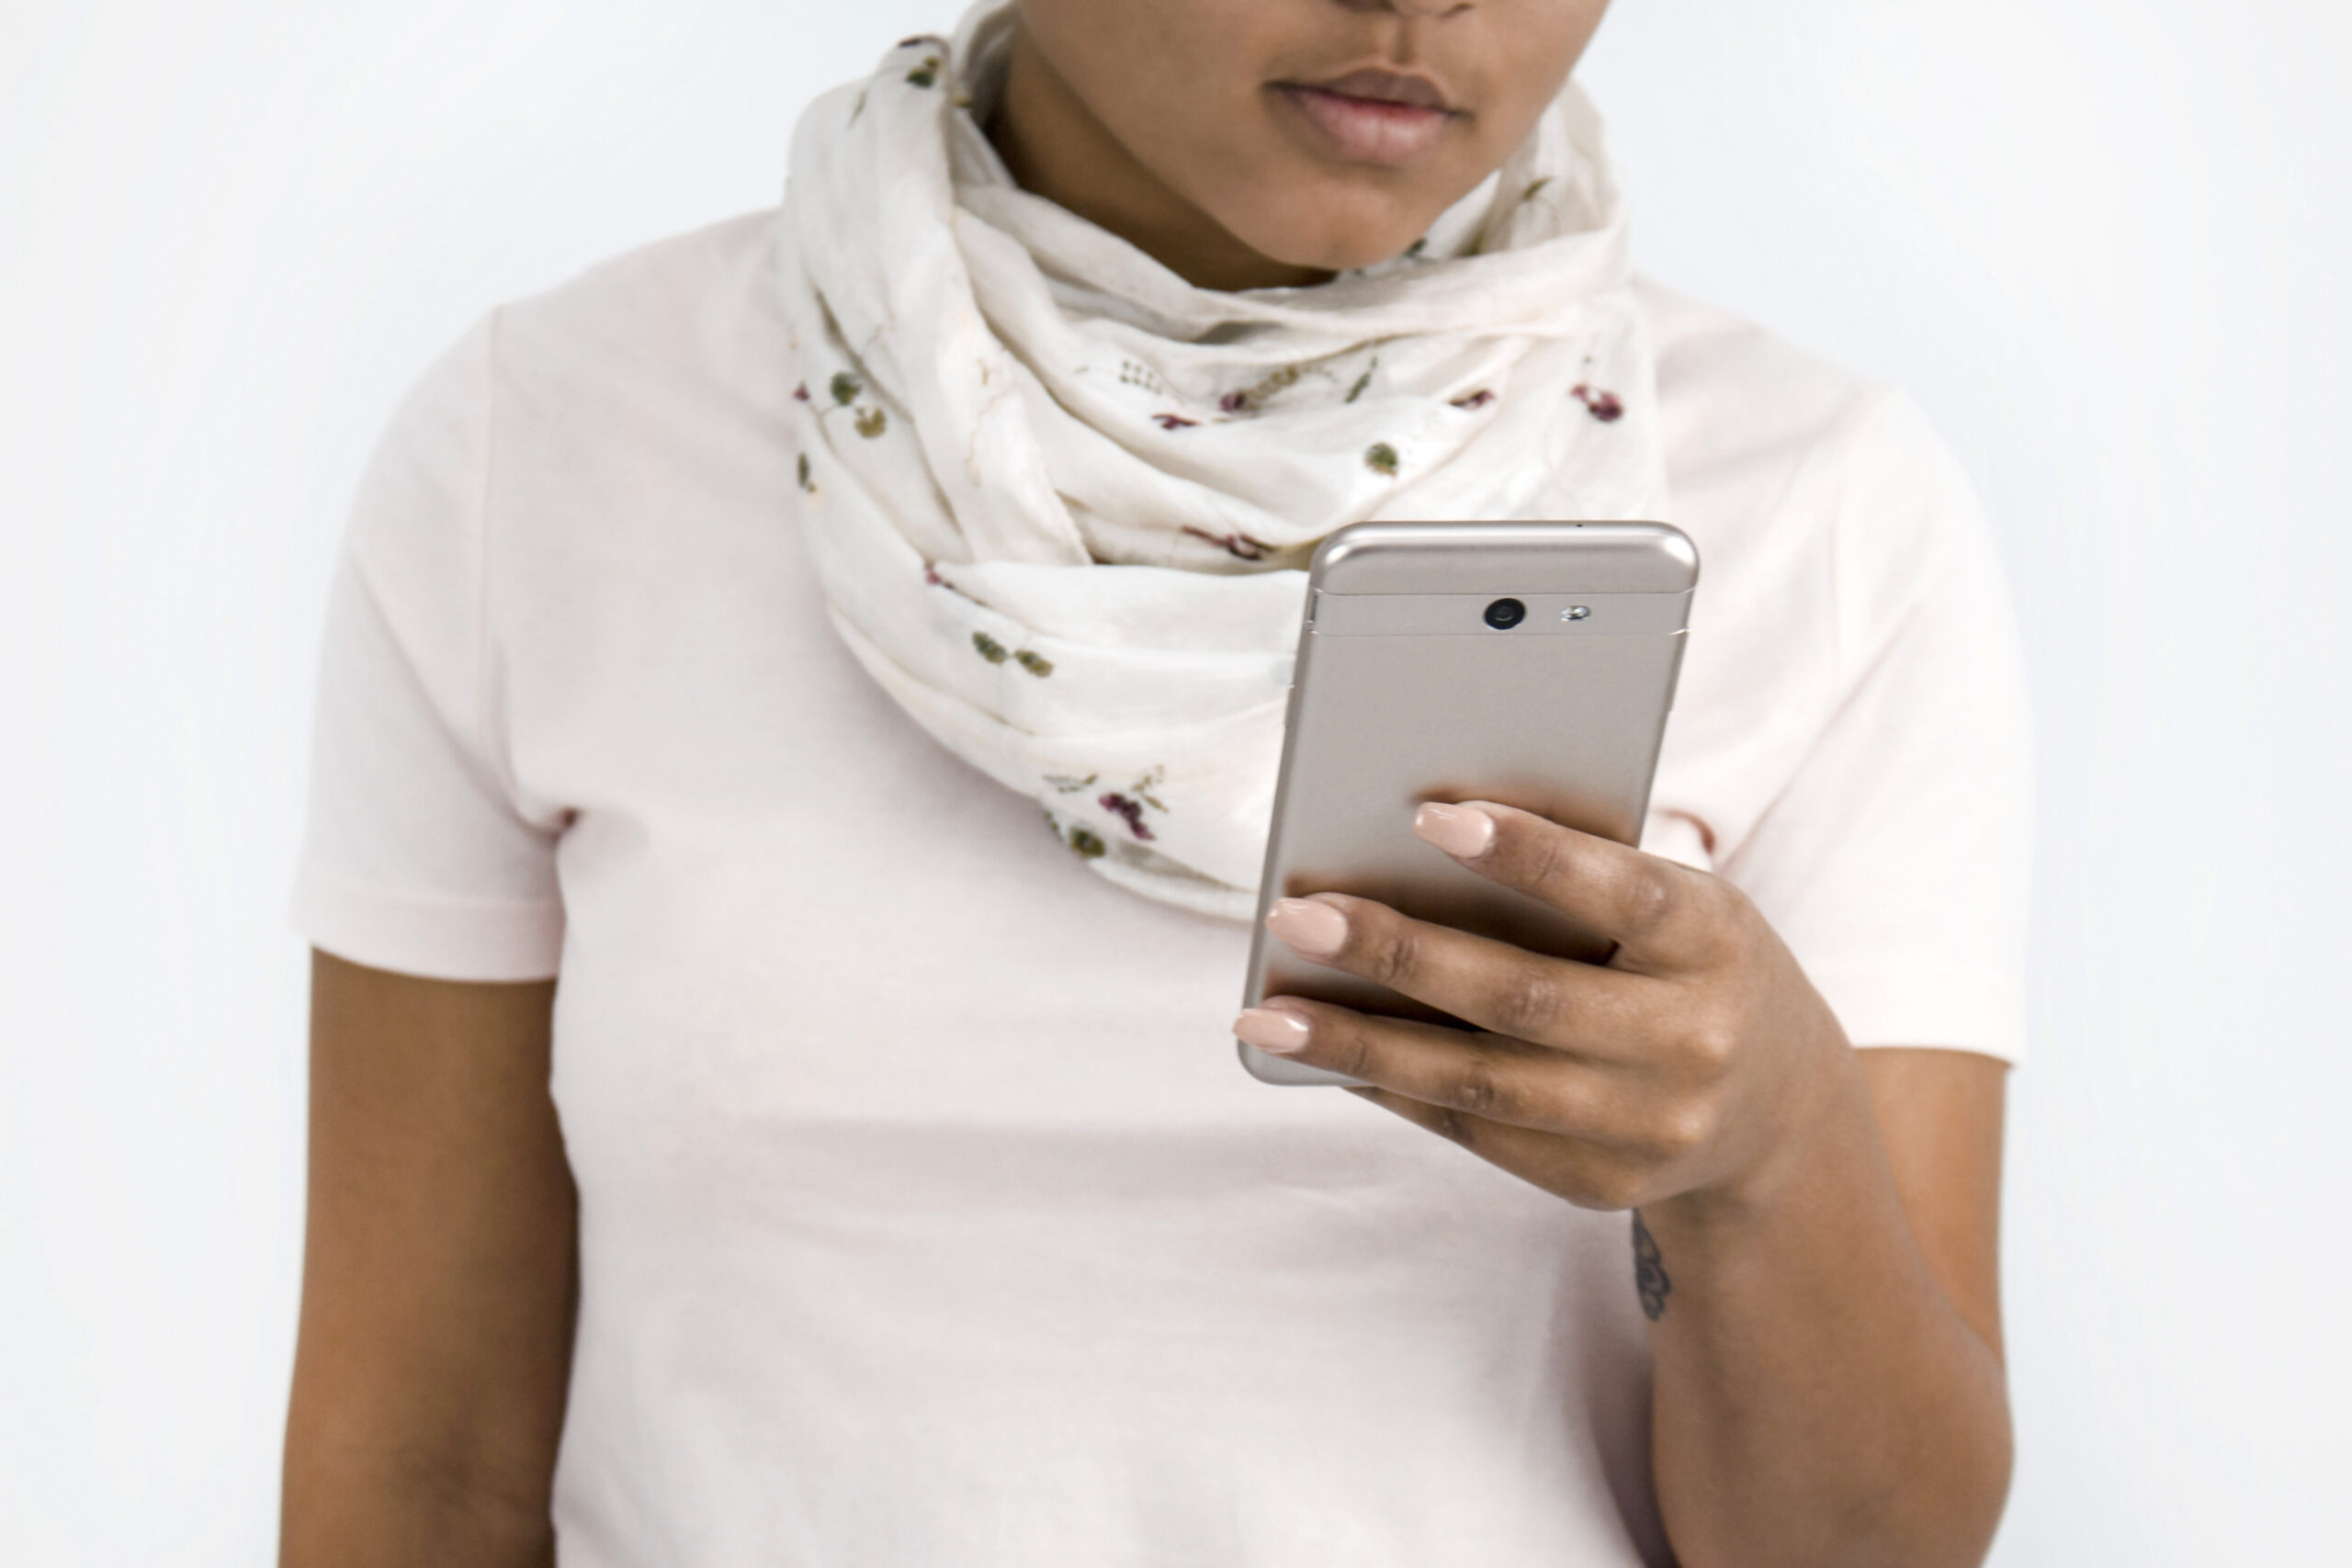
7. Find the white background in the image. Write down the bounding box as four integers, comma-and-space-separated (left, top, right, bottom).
4, 1, 2346, 1562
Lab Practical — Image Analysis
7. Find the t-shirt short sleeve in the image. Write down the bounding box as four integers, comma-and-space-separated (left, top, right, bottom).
287, 310, 566, 981
1726, 392, 2034, 1063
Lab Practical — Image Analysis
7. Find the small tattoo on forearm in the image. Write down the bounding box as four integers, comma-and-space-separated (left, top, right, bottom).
1632, 1212, 1671, 1323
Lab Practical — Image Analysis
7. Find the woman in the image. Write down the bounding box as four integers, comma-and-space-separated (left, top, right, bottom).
280, 2, 2029, 1565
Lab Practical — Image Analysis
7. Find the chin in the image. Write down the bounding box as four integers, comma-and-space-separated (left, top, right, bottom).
1226, 199, 1435, 276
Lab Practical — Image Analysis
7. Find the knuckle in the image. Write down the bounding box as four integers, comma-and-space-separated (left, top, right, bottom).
1329, 1019, 1380, 1084
1617, 865, 1683, 941
1450, 1049, 1513, 1121
1427, 1100, 1478, 1147
1679, 1014, 1740, 1075
1492, 964, 1568, 1041
1647, 1102, 1714, 1162
1363, 917, 1422, 989
1692, 876, 1763, 964
1520, 826, 1575, 897
1577, 1167, 1646, 1213
1700, 883, 1756, 956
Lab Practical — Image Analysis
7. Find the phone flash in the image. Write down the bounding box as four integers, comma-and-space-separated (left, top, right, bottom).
1562, 604, 1591, 622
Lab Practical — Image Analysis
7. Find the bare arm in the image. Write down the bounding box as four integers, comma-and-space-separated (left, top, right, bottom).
1642, 1047, 2008, 1568
281, 950, 576, 1568
1233, 801, 2013, 1568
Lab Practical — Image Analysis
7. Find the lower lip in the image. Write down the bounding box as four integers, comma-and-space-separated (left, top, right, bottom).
1274, 84, 1455, 166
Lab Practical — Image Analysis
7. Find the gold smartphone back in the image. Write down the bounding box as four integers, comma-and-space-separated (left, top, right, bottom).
1238, 520, 1699, 1086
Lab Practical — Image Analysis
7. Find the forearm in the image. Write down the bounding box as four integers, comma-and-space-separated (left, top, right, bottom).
286, 956, 576, 1568
279, 1244, 573, 1568
281, 1421, 557, 1568
1641, 1048, 2011, 1568
1238, 810, 2014, 1561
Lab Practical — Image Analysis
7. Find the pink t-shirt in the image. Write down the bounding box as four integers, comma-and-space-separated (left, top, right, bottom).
288, 209, 2030, 1567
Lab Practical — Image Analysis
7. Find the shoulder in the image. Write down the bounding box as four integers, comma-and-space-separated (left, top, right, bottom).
370, 208, 793, 479
421, 207, 806, 556
488, 207, 791, 412
1639, 270, 1902, 505
345, 208, 803, 632
1634, 273, 1996, 661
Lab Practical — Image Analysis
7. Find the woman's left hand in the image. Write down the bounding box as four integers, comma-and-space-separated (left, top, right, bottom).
1234, 799, 1860, 1216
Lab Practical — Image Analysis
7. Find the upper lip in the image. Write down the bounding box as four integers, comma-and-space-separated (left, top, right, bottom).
1286, 67, 1457, 114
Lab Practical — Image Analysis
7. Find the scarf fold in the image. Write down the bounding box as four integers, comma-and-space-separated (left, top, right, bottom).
777, 0, 1668, 921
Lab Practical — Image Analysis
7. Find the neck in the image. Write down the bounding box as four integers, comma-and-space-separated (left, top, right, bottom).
983, 25, 1331, 294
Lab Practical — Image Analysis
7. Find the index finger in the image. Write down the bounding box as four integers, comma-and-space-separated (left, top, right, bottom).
1410, 800, 1729, 975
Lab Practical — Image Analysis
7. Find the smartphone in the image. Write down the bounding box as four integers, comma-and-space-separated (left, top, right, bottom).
1238, 520, 1700, 1087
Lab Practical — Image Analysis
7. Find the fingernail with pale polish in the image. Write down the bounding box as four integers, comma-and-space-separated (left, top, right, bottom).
1414, 801, 1495, 859
1266, 896, 1348, 958
1234, 1005, 1312, 1055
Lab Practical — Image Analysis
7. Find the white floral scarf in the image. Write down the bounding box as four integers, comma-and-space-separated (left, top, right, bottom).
776, 0, 1668, 921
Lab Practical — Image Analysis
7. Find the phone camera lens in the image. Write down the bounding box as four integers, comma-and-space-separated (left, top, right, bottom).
1483, 597, 1527, 630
